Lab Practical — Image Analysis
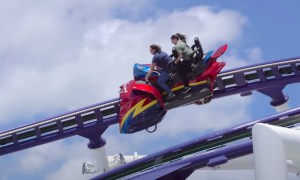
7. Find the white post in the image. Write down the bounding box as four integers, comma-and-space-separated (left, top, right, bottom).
92, 146, 109, 173
252, 123, 300, 180
273, 101, 290, 112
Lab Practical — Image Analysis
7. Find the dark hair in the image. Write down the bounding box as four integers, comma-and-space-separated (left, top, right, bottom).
150, 44, 161, 53
170, 33, 187, 43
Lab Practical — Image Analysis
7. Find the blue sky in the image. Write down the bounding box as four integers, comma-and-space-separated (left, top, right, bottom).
161, 0, 300, 60
0, 1, 300, 180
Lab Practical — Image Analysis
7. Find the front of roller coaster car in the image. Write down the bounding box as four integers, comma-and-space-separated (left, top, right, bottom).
119, 43, 227, 134
119, 80, 166, 134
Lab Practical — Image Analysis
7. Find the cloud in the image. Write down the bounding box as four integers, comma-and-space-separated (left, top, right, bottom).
0, 4, 249, 127
45, 158, 95, 180
244, 47, 263, 63
0, 138, 95, 179
0, 2, 258, 180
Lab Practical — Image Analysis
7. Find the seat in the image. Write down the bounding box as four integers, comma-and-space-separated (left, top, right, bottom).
168, 37, 205, 77
191, 37, 204, 63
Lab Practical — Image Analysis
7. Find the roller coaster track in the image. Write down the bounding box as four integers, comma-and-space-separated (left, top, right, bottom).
93, 108, 300, 180
1, 56, 300, 179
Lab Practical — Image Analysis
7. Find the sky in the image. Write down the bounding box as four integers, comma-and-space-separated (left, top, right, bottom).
0, 0, 300, 179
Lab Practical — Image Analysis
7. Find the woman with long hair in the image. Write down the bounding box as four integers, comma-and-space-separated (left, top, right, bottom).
170, 33, 194, 93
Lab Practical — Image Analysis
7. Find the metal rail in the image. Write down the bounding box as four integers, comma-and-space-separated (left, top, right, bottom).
0, 98, 120, 138
93, 107, 300, 180
0, 98, 120, 155
214, 57, 300, 95
1, 57, 300, 157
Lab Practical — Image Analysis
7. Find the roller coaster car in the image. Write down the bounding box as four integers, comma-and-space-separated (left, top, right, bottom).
119, 37, 227, 134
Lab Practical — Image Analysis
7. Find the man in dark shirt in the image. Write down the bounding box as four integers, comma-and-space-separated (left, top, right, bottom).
146, 44, 175, 99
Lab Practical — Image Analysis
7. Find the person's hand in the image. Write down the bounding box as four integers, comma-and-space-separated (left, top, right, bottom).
145, 75, 149, 81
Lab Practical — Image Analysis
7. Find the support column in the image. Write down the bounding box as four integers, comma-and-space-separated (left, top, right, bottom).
257, 86, 289, 112
80, 126, 110, 174
273, 101, 290, 112
88, 137, 109, 173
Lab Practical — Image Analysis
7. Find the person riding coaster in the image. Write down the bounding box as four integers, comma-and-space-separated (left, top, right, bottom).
119, 37, 227, 134
138, 37, 216, 104
167, 37, 207, 90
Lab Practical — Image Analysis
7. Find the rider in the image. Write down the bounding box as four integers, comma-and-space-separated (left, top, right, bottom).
146, 44, 176, 99
170, 33, 194, 93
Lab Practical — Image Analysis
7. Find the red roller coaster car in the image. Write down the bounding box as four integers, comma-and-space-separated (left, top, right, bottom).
119, 37, 227, 134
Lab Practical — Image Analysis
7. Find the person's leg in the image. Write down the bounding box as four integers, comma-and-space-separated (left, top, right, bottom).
177, 62, 187, 86
180, 60, 192, 93
157, 71, 173, 94
180, 61, 191, 87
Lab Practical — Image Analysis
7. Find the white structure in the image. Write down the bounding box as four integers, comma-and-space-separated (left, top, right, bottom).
199, 124, 300, 180
82, 146, 109, 174
252, 123, 300, 180
273, 101, 290, 112
82, 149, 145, 174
